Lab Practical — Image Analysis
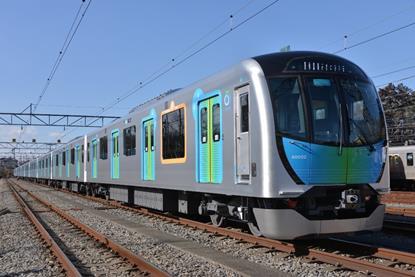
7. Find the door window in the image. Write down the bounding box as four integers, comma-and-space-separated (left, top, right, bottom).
240, 94, 249, 133
212, 104, 220, 142
200, 107, 208, 143
142, 119, 155, 181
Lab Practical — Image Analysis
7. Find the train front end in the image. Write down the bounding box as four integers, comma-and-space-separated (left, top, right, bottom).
252, 52, 388, 239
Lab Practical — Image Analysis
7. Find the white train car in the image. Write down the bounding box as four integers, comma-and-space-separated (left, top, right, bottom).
389, 145, 415, 190
15, 51, 389, 239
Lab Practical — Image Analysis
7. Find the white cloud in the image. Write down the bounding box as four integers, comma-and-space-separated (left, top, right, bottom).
0, 126, 38, 142
48, 131, 64, 139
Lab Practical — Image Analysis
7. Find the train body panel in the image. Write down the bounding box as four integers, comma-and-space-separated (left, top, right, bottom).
15, 51, 389, 239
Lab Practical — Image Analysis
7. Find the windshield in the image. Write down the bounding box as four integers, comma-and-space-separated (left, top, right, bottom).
304, 77, 341, 145
268, 76, 386, 146
339, 78, 386, 146
268, 77, 307, 140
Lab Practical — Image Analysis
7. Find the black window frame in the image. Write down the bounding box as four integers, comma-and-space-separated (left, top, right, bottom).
123, 125, 136, 156
100, 136, 108, 160
87, 143, 90, 162
162, 107, 185, 160
70, 148, 75, 165
81, 145, 84, 163
62, 152, 66, 166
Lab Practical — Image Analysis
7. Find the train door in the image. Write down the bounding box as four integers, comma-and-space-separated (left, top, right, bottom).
197, 95, 222, 183
75, 145, 80, 179
235, 86, 251, 183
111, 130, 120, 179
142, 119, 155, 181
91, 139, 98, 178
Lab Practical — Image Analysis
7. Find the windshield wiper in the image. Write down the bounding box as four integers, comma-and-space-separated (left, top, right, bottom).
348, 118, 375, 152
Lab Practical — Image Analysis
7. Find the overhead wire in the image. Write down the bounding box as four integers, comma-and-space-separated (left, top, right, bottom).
376, 74, 415, 88
58, 2, 415, 140
140, 0, 257, 85
101, 0, 281, 112
59, 0, 282, 139
18, 0, 93, 143
332, 20, 415, 54
371, 65, 415, 79
33, 0, 93, 112
318, 3, 415, 51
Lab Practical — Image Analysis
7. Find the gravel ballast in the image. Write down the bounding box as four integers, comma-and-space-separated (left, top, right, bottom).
0, 179, 64, 277
18, 180, 368, 277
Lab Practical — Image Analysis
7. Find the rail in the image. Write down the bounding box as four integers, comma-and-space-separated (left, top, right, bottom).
24, 179, 415, 277
9, 179, 169, 277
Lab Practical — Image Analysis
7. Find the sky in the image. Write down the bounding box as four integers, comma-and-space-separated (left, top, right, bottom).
1, 0, 415, 160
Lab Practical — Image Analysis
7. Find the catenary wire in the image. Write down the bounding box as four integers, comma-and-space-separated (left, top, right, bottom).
33, 0, 92, 112
58, 0, 282, 139
371, 65, 415, 79
376, 74, 415, 88
318, 3, 415, 51
332, 20, 415, 54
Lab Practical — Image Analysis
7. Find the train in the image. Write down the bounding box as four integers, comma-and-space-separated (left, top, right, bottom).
14, 51, 389, 239
389, 145, 415, 190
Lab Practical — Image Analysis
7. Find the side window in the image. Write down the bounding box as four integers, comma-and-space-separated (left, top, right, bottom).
212, 103, 220, 142
407, 153, 413, 166
62, 152, 66, 166
55, 155, 58, 166
71, 148, 75, 164
123, 125, 136, 156
162, 106, 186, 162
100, 136, 108, 160
240, 94, 249, 133
87, 143, 90, 162
82, 145, 84, 163
200, 107, 207, 143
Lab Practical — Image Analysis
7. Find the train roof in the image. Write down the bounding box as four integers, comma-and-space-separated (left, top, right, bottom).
253, 51, 368, 80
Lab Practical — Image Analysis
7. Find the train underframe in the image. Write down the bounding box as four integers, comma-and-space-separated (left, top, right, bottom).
20, 177, 384, 239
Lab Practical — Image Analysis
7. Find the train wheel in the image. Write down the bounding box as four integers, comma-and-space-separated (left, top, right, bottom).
210, 214, 225, 227
248, 221, 262, 237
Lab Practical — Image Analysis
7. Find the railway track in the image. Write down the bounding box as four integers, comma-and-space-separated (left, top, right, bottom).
384, 216, 415, 233
7, 179, 168, 277
17, 179, 415, 277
